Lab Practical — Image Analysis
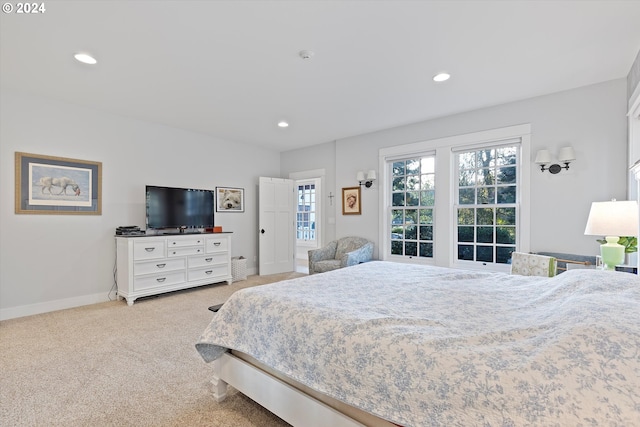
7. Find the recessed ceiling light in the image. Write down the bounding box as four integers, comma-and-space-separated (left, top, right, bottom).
74, 53, 97, 65
277, 121, 289, 128
433, 72, 450, 82
299, 50, 314, 60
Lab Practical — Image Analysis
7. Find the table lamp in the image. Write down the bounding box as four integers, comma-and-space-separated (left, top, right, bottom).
584, 199, 639, 270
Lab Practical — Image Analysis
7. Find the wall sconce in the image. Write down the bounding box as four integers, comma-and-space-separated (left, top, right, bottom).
535, 147, 575, 174
357, 170, 377, 188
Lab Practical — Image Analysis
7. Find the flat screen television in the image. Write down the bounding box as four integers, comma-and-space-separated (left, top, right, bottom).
145, 185, 215, 232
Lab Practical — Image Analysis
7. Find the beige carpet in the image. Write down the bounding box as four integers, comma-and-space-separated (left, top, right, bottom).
0, 272, 305, 427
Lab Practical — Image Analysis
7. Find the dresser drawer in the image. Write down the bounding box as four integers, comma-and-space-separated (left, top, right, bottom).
133, 271, 185, 291
189, 253, 228, 268
134, 258, 185, 276
168, 246, 204, 257
133, 240, 166, 260
206, 236, 229, 253
188, 265, 229, 282
167, 237, 205, 248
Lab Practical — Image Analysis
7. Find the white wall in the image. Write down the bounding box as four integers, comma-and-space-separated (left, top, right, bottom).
284, 79, 629, 261
0, 91, 280, 319
627, 54, 640, 267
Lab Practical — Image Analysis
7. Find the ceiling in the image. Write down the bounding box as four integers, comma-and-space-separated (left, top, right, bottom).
2, 1, 640, 152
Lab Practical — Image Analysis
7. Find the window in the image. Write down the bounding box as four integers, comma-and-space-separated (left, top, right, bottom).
389, 156, 435, 259
380, 124, 530, 270
296, 183, 316, 241
455, 145, 518, 265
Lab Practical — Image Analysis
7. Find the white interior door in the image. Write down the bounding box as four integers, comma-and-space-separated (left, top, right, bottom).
259, 177, 295, 275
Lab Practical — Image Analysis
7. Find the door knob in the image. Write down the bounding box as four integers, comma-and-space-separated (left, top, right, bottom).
261, 229, 265, 234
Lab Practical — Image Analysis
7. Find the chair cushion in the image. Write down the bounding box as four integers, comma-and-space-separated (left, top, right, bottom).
313, 259, 342, 273
335, 237, 370, 260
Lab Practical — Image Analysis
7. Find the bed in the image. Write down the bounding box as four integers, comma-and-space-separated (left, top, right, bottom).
196, 261, 640, 426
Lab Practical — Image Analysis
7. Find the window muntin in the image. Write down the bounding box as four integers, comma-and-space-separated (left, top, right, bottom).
389, 156, 435, 258
296, 184, 316, 241
455, 145, 518, 264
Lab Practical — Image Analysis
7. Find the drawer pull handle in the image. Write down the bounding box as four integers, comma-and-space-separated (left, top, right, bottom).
205, 258, 213, 262
197, 240, 201, 243
145, 247, 155, 252
205, 270, 213, 275
156, 277, 166, 282
172, 251, 177, 255
214, 242, 221, 246
172, 242, 177, 245
156, 263, 166, 268
197, 249, 201, 253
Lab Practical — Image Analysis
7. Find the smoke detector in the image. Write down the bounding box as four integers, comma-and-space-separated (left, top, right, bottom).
299, 50, 314, 60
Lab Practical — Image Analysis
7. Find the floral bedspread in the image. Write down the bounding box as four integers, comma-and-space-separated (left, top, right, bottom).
196, 261, 640, 426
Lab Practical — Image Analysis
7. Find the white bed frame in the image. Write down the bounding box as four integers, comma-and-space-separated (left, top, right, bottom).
212, 352, 369, 427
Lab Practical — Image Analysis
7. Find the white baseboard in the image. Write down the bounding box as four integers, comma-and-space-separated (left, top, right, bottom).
1, 270, 264, 321
0, 292, 111, 321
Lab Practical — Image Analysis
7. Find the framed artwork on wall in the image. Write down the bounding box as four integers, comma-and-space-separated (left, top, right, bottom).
342, 186, 361, 215
216, 187, 245, 212
15, 152, 102, 215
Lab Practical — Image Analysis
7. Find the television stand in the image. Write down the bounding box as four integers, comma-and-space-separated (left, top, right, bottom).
115, 233, 233, 305
157, 227, 203, 235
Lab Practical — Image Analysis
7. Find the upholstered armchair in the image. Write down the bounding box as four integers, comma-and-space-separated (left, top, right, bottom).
308, 236, 374, 274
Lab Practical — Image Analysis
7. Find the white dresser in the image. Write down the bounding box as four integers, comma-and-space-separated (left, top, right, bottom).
115, 233, 232, 305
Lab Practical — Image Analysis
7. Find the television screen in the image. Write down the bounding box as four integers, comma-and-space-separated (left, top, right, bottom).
146, 186, 214, 230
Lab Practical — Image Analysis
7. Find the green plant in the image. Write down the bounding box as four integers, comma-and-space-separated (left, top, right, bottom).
596, 236, 638, 254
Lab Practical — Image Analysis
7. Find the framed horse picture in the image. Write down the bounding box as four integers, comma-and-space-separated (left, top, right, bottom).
15, 152, 102, 215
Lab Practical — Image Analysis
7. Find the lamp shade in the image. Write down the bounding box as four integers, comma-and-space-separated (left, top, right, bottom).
534, 150, 551, 164
367, 170, 377, 180
584, 200, 639, 236
558, 147, 575, 162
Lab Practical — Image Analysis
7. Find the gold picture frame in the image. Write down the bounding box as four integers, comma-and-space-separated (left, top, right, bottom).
342, 187, 361, 215
15, 152, 102, 215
